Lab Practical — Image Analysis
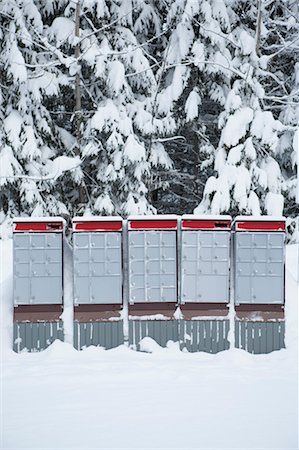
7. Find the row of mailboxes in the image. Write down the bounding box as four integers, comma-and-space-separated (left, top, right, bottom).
12, 215, 286, 353
13, 215, 286, 308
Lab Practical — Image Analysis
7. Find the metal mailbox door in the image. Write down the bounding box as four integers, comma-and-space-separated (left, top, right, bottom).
14, 232, 63, 305
129, 229, 177, 303
181, 229, 230, 303
235, 231, 285, 305
73, 230, 122, 305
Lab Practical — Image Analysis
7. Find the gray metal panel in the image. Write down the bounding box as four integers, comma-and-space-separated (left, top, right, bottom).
235, 232, 284, 305
73, 232, 122, 304
181, 231, 230, 303
235, 320, 285, 354
128, 231, 177, 303
13, 232, 63, 305
13, 321, 63, 352
129, 320, 178, 349
179, 320, 230, 353
74, 321, 124, 350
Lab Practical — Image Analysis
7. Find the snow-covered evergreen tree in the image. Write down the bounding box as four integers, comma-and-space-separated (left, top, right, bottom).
45, 0, 174, 216
151, 0, 234, 213
0, 0, 81, 219
195, 0, 291, 217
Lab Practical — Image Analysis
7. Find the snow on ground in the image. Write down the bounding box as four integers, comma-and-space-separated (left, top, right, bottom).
0, 239, 298, 450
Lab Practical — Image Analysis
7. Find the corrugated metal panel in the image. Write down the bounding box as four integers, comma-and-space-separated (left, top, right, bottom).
13, 233, 63, 305
13, 321, 63, 352
128, 231, 177, 303
179, 320, 230, 353
129, 320, 179, 349
73, 232, 122, 304
73, 321, 124, 350
235, 232, 284, 305
181, 231, 230, 303
235, 320, 285, 353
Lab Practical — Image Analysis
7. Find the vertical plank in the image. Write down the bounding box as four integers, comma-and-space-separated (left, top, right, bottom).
273, 322, 280, 351
192, 321, 198, 353
91, 321, 98, 347
253, 323, 261, 354
279, 321, 286, 349
160, 321, 166, 347
178, 320, 185, 351
32, 323, 39, 351
13, 323, 18, 353
128, 320, 134, 348
211, 321, 217, 354
260, 323, 267, 354
135, 320, 140, 348
240, 322, 246, 351
73, 322, 78, 350
204, 321, 211, 353
234, 320, 240, 349
198, 321, 205, 352
266, 322, 274, 354
218, 320, 224, 352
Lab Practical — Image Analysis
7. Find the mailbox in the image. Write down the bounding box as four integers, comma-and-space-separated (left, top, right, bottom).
13, 217, 65, 352
234, 217, 285, 306
128, 216, 178, 349
234, 216, 286, 354
72, 217, 124, 350
181, 215, 231, 304
179, 215, 231, 353
128, 216, 178, 304
73, 217, 123, 305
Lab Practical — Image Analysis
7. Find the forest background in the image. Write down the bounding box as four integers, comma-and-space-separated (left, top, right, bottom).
0, 0, 298, 238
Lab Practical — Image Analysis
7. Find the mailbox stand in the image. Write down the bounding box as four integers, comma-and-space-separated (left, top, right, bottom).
234, 216, 286, 353
72, 217, 124, 349
128, 216, 178, 349
13, 217, 65, 352
179, 215, 231, 353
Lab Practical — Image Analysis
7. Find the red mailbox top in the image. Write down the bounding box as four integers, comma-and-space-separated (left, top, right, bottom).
181, 215, 232, 231
234, 216, 286, 232
73, 216, 123, 232
128, 215, 178, 230
13, 217, 65, 233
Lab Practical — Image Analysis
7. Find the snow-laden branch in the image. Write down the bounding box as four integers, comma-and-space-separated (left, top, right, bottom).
0, 156, 82, 182
152, 136, 186, 143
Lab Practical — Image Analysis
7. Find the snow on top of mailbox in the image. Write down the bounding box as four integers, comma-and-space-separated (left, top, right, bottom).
182, 214, 232, 221
234, 215, 286, 232
128, 215, 178, 230
13, 217, 66, 233
73, 216, 123, 232
128, 214, 179, 221
235, 215, 286, 222
73, 216, 123, 222
13, 216, 66, 223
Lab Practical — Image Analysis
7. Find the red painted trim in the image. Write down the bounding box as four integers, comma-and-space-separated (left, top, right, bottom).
236, 221, 285, 231
74, 221, 122, 231
182, 219, 231, 230
129, 220, 177, 230
14, 222, 63, 232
